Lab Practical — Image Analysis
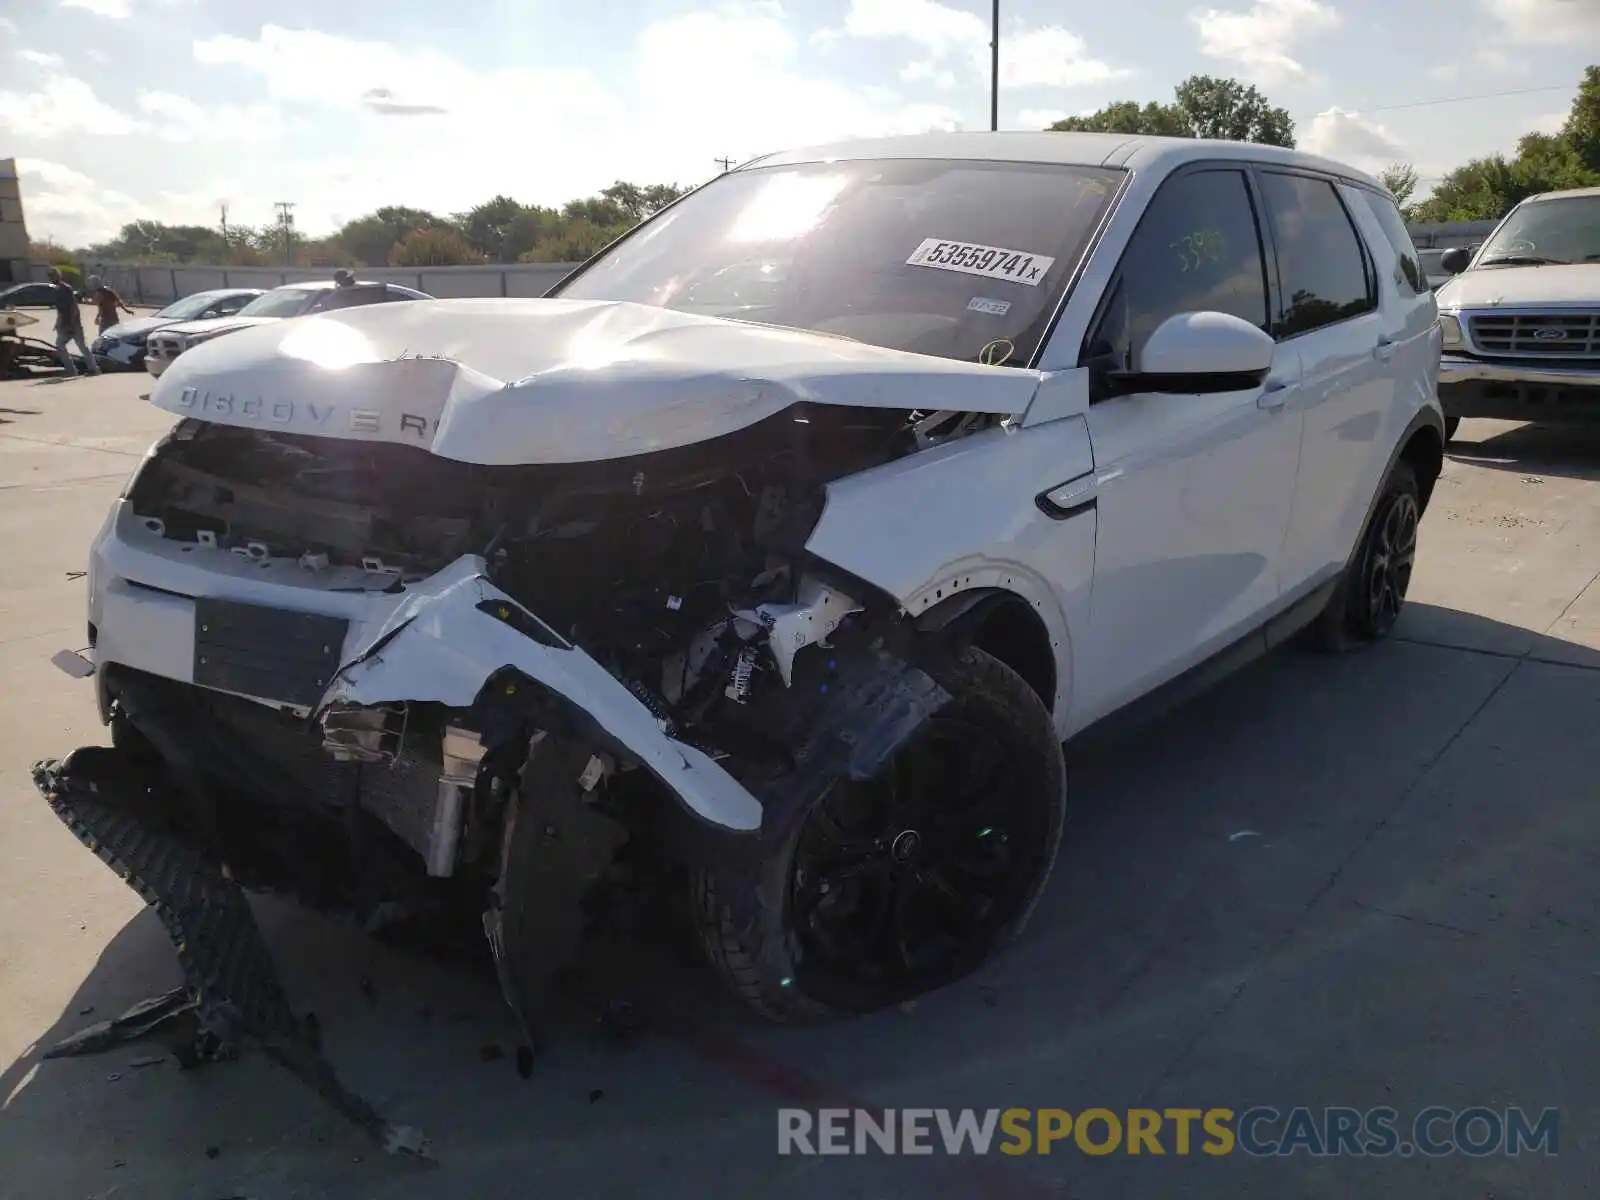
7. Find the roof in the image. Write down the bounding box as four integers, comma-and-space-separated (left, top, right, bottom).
742, 130, 1385, 191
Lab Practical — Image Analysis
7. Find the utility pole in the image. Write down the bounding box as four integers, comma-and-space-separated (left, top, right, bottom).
714, 156, 735, 173
273, 201, 295, 265
989, 0, 1000, 131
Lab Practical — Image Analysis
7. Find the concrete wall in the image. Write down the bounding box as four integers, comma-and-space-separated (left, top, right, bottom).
24, 261, 582, 305
0, 159, 29, 286
20, 218, 1504, 302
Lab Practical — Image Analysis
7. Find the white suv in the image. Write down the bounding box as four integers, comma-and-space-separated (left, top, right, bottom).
43, 133, 1445, 1042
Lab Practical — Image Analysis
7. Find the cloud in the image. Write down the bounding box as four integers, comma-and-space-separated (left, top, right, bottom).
0, 61, 283, 146
13, 157, 147, 245
135, 90, 285, 142
18, 50, 65, 68
15, 6, 974, 243
1483, 0, 1600, 44
1529, 109, 1570, 134
1429, 46, 1529, 81
1300, 106, 1407, 172
60, 0, 133, 17
1003, 27, 1130, 89
829, 0, 1124, 88
0, 74, 142, 137
1017, 108, 1071, 128
1191, 0, 1339, 85
900, 61, 958, 89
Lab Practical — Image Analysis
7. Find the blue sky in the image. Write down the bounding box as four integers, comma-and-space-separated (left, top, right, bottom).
1, 0, 1594, 245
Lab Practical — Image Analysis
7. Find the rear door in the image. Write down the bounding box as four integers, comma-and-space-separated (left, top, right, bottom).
1257, 171, 1397, 592
1071, 165, 1305, 727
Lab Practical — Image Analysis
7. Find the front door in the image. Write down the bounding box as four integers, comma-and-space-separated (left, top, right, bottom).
1070, 166, 1305, 729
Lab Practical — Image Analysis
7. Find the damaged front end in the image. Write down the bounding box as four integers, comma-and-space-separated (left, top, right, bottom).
38, 400, 987, 1149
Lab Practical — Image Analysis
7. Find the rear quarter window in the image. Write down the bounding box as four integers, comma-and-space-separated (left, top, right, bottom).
1355, 189, 1427, 296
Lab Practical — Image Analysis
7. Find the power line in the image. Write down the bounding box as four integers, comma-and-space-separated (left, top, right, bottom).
1297, 82, 1576, 120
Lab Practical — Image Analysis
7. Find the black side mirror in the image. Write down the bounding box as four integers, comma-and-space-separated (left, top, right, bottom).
1440, 247, 1471, 275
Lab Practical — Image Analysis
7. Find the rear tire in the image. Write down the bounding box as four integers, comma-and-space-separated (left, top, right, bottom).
692, 645, 1066, 1024
1306, 460, 1421, 653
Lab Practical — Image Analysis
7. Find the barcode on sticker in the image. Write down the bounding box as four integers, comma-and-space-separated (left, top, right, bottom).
967, 297, 1011, 316
906, 239, 1055, 286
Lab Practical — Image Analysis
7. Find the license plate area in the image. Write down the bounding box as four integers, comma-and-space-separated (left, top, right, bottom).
193, 597, 349, 707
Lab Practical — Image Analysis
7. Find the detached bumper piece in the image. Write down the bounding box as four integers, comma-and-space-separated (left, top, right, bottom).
31, 748, 433, 1163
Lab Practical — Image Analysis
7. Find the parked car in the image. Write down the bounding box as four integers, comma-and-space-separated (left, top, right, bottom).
0, 281, 60, 309
36, 133, 1446, 1142
91, 288, 264, 371
144, 279, 432, 376
1434, 185, 1600, 440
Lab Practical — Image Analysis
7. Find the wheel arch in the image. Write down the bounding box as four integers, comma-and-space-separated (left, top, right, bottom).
915, 587, 1062, 716
1398, 420, 1444, 514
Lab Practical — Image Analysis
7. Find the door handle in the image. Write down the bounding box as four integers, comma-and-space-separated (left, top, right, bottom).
1374, 337, 1397, 362
1256, 380, 1290, 412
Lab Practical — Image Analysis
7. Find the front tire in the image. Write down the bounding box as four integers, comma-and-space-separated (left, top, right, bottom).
693, 645, 1066, 1024
1307, 460, 1421, 652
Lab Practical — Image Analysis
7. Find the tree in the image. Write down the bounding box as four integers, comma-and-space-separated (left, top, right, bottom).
458, 195, 533, 262
1049, 74, 1294, 147
29, 239, 75, 265
389, 226, 487, 266
336, 206, 453, 266
1173, 75, 1294, 146
1050, 99, 1190, 137
1561, 64, 1600, 172
1378, 163, 1420, 216
1411, 67, 1600, 221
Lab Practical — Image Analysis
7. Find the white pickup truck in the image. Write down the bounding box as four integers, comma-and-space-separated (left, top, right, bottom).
1434, 185, 1600, 441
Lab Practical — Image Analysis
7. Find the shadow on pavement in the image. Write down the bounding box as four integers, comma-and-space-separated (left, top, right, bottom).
2, 603, 1597, 1199
1449, 420, 1600, 483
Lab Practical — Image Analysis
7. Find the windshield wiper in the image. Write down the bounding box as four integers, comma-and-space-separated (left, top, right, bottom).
1478, 254, 1569, 267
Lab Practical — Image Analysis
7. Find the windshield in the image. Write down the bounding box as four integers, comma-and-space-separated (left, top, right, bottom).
552, 158, 1124, 364
1475, 194, 1600, 266
157, 292, 231, 320
235, 288, 318, 318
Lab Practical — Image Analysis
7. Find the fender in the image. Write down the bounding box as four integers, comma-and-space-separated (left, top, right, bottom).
804, 418, 1096, 735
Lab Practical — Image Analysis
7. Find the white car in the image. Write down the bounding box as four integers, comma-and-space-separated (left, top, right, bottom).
1433, 184, 1600, 441
144, 278, 432, 376
41, 132, 1445, 1053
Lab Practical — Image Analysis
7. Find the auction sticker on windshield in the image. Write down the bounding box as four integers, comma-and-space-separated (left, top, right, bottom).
906, 239, 1056, 286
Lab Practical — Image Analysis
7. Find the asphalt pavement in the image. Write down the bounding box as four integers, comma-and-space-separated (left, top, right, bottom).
0, 366, 1597, 1200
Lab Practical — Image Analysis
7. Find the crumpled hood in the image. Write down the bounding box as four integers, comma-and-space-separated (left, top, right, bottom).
147, 297, 1044, 466
98, 315, 170, 341
157, 315, 282, 339
1436, 262, 1600, 310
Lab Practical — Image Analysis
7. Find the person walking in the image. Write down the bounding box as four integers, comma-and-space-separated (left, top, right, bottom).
47, 268, 99, 377
87, 275, 134, 336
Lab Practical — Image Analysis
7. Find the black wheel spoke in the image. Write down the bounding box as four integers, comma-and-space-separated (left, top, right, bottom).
784, 706, 1056, 998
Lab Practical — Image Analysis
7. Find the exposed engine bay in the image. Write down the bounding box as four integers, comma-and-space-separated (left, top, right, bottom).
38, 396, 1043, 1157
101, 400, 998, 948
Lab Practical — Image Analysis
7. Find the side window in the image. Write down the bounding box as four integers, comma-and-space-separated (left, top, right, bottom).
1258, 172, 1376, 337
320, 286, 386, 311
1354, 188, 1426, 296
216, 295, 248, 315
1084, 169, 1269, 372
